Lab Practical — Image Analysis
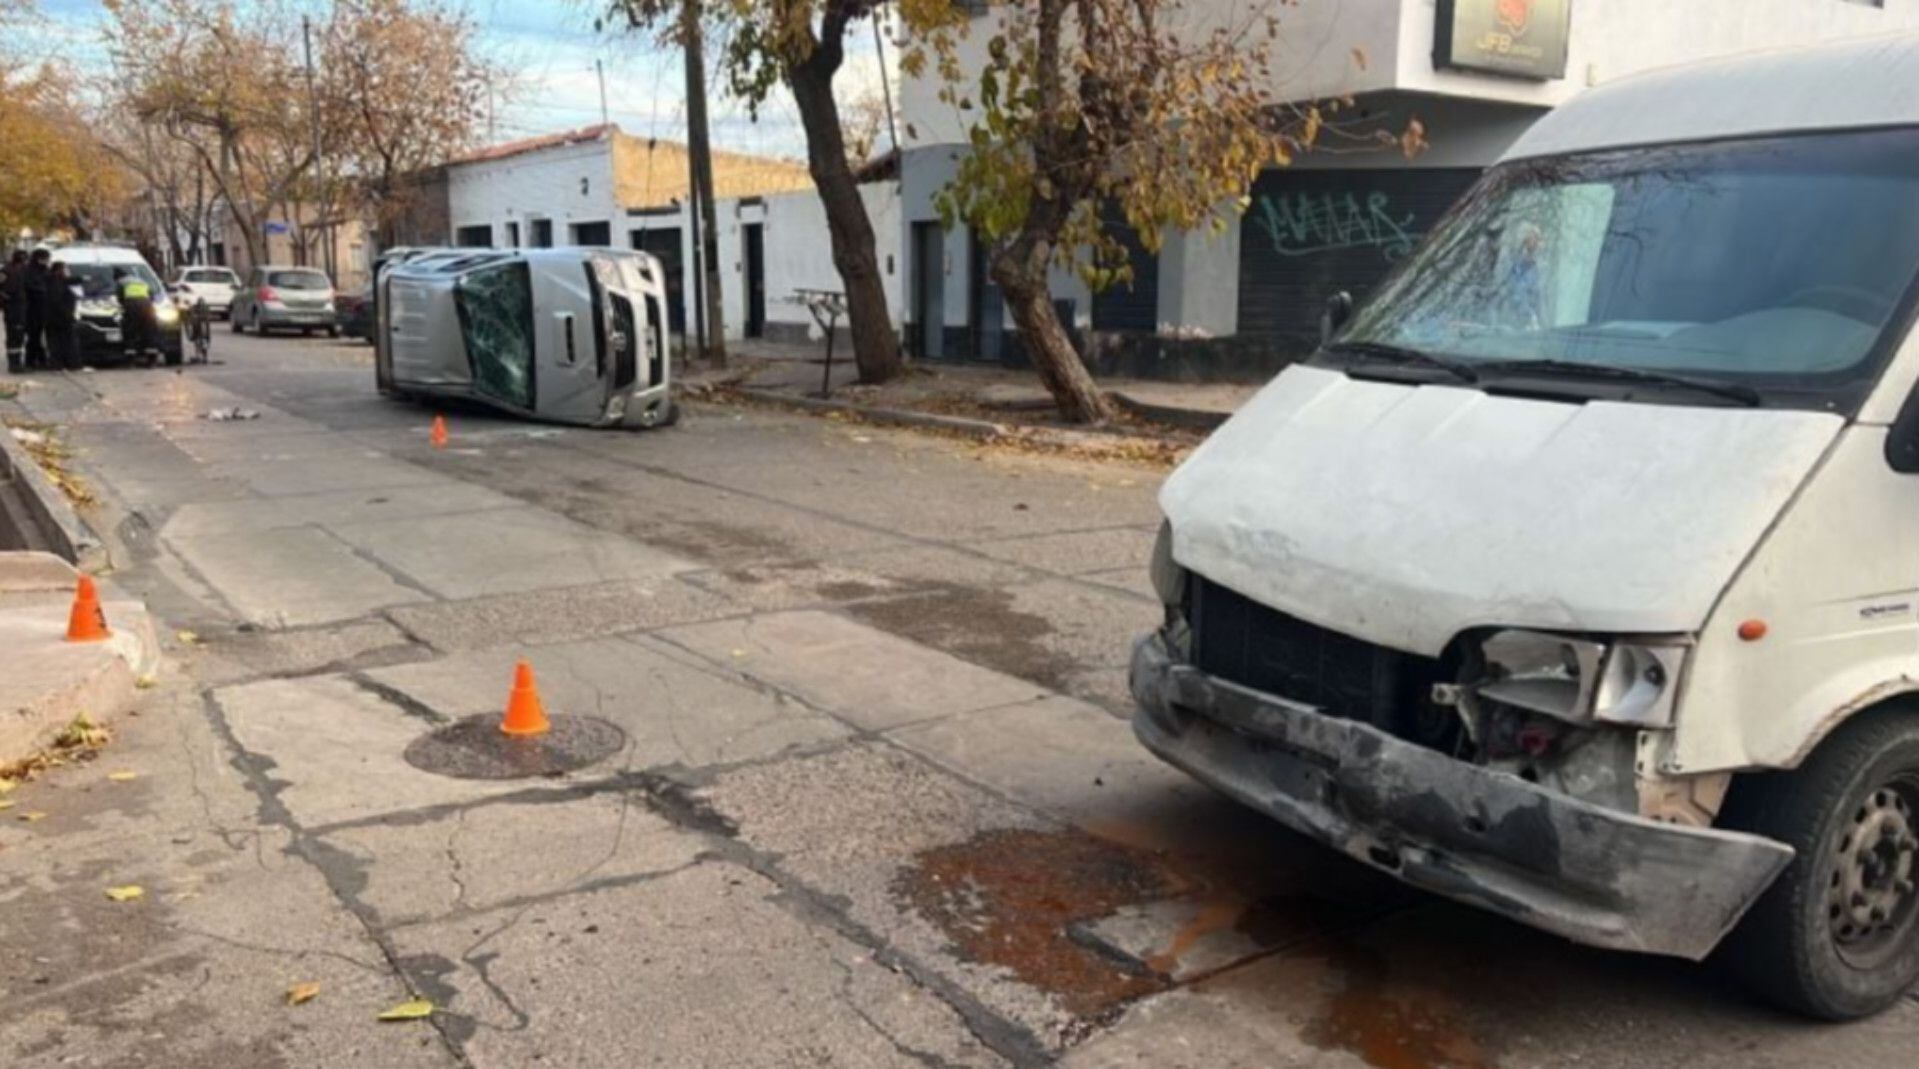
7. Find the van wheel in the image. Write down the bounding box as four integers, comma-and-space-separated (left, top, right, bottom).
659, 400, 681, 427
1718, 710, 1919, 1019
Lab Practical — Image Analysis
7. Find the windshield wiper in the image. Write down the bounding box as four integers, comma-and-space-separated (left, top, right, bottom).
1326, 340, 1480, 384
1476, 359, 1762, 407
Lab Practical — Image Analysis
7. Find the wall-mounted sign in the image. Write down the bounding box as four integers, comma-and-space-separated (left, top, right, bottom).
1434, 0, 1571, 81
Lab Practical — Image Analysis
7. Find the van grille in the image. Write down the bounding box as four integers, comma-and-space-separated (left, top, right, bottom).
1190, 577, 1406, 726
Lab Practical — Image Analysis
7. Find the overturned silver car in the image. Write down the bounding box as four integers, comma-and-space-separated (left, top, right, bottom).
375, 248, 674, 429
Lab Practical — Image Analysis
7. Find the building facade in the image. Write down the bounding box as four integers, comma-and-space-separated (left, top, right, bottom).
897, 0, 1919, 379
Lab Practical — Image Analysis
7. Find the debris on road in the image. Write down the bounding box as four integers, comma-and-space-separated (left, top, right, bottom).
104, 885, 145, 902
201, 406, 261, 422
285, 982, 322, 1006
377, 998, 435, 1021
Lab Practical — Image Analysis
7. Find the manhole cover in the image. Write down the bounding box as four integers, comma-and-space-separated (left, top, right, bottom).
404, 714, 626, 780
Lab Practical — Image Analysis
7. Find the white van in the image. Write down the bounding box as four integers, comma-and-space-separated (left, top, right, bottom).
1133, 36, 1919, 1019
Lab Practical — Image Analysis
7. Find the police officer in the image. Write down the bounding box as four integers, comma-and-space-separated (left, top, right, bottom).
45, 262, 79, 371
4, 250, 30, 372
23, 249, 51, 370
115, 267, 156, 362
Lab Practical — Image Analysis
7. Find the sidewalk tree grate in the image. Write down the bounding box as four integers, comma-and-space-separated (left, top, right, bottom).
403, 714, 625, 780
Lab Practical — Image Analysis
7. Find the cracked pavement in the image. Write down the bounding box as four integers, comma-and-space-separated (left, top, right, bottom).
3, 335, 1916, 1067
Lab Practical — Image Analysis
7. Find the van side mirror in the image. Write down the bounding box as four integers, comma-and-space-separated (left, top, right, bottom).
1320, 291, 1354, 346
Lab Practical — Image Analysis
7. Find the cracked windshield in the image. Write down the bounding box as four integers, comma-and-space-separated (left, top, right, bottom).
1340, 128, 1919, 401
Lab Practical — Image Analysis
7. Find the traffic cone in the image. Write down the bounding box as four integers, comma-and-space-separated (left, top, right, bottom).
66, 576, 111, 643
500, 659, 550, 737
430, 416, 448, 449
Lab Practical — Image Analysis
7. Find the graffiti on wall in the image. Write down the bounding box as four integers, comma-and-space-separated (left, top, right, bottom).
1252, 191, 1419, 262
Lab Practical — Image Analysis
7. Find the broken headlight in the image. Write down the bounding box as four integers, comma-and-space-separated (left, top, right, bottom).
1473, 629, 1685, 729
1149, 520, 1186, 608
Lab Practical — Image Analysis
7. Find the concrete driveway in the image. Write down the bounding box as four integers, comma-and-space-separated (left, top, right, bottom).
1, 333, 1912, 1067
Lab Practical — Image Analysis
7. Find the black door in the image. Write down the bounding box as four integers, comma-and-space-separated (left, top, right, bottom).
967, 229, 1004, 363
455, 224, 492, 248
532, 220, 554, 248
631, 227, 685, 335
572, 221, 611, 247
743, 223, 765, 338
911, 222, 944, 359
1238, 168, 1480, 355
1090, 215, 1159, 332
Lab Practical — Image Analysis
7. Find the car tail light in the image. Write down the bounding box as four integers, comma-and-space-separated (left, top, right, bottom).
258, 286, 279, 303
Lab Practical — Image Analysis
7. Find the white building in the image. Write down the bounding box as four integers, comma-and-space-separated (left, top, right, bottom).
897, 0, 1919, 378
443, 124, 814, 340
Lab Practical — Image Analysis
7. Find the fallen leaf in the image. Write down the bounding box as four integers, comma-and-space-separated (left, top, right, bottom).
0, 800, 14, 811
285, 981, 321, 1006
105, 885, 144, 902
378, 998, 434, 1021
730, 648, 747, 658
0, 777, 15, 794
107, 771, 138, 782
19, 811, 47, 822
176, 630, 200, 646
135, 676, 158, 690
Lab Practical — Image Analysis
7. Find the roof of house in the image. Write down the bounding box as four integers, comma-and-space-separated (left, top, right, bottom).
1506, 32, 1919, 162
452, 124, 616, 166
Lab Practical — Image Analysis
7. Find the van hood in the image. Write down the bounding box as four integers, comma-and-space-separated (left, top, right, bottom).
1162, 365, 1844, 657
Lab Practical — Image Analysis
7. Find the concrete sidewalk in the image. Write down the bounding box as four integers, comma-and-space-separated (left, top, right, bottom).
717, 338, 1259, 430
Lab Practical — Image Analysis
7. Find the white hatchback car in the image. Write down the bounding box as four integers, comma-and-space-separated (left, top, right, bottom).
170, 266, 242, 318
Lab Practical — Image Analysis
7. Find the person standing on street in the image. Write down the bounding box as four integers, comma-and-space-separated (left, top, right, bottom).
1, 250, 26, 373
45, 262, 79, 371
115, 267, 156, 362
23, 248, 52, 370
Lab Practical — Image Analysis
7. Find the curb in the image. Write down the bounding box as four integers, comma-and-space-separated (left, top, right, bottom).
0, 428, 104, 571
1108, 391, 1231, 432
736, 388, 1012, 441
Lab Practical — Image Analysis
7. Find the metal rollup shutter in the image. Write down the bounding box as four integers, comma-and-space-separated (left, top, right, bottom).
1237, 168, 1481, 356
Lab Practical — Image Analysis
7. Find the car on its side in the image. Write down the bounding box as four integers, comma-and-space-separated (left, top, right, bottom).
377, 247, 674, 429
169, 265, 241, 319
230, 266, 338, 337
52, 244, 184, 366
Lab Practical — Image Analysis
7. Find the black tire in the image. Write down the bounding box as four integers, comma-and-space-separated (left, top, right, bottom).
231, 314, 244, 334
326, 326, 340, 339
659, 400, 681, 427
1718, 708, 1919, 1019
164, 348, 182, 368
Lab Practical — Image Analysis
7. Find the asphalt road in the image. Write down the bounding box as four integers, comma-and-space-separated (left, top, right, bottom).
2, 332, 1914, 1067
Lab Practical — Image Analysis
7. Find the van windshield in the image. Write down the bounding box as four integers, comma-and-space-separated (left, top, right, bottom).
1334, 128, 1919, 409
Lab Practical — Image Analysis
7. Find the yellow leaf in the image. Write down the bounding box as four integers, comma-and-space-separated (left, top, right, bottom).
0, 777, 15, 794
136, 676, 158, 690
105, 885, 144, 902
19, 811, 47, 822
378, 998, 435, 1021
0, 800, 14, 811
286, 981, 322, 1006
108, 771, 138, 782
176, 630, 200, 646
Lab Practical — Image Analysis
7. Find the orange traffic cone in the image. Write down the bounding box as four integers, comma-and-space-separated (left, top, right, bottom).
500, 659, 550, 736
430, 416, 448, 449
66, 575, 111, 643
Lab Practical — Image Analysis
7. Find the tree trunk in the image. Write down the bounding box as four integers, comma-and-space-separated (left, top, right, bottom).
992, 240, 1112, 424
790, 43, 902, 384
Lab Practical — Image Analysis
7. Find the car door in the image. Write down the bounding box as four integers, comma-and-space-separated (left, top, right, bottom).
531, 255, 617, 421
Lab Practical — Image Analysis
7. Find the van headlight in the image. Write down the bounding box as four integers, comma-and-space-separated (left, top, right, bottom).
155, 305, 180, 324
1475, 629, 1685, 728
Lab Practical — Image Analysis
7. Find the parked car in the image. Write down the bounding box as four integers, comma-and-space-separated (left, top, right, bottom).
1131, 36, 1919, 1021
52, 244, 184, 366
376, 247, 674, 429
337, 285, 374, 342
169, 265, 241, 319
230, 266, 338, 336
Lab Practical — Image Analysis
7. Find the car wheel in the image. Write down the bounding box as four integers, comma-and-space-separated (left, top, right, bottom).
327, 326, 340, 339
164, 348, 183, 368
253, 310, 266, 336
1718, 709, 1919, 1019
232, 313, 244, 334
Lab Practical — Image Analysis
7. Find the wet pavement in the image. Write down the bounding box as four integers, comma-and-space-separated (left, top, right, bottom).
1, 335, 1914, 1066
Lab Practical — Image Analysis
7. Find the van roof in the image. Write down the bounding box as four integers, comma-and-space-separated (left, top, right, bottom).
51, 245, 150, 266
1503, 32, 1919, 163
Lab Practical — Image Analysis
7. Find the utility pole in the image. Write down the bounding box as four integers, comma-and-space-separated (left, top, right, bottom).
301, 15, 334, 280
873, 13, 899, 158
595, 59, 610, 127
681, 0, 726, 366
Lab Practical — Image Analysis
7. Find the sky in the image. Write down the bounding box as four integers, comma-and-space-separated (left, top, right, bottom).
19, 0, 898, 162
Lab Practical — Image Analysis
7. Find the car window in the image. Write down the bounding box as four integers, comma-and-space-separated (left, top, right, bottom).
185, 269, 236, 284
453, 261, 535, 408
269, 270, 330, 290
61, 262, 164, 300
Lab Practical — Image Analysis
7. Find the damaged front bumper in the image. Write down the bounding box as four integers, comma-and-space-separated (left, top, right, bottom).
1130, 631, 1792, 959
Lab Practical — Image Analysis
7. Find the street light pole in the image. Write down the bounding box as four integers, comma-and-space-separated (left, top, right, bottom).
301, 15, 334, 281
